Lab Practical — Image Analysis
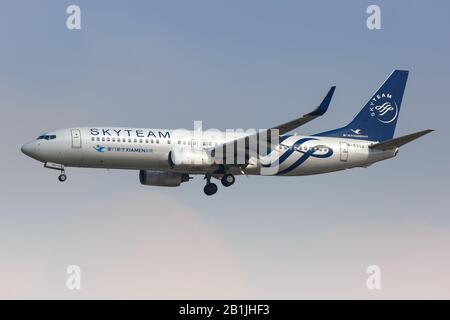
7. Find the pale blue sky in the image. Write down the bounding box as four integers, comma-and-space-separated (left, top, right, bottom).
1, 1, 449, 298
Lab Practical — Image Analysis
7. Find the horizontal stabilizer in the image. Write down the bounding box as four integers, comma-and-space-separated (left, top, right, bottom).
369, 129, 434, 151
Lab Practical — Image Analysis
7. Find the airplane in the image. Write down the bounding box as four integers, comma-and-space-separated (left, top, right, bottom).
21, 70, 433, 195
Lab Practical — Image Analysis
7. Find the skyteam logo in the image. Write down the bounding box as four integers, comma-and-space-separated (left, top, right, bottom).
369, 92, 398, 124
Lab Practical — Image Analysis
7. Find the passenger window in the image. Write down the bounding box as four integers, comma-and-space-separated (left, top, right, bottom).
150, 139, 154, 144
167, 140, 171, 144
134, 139, 137, 143
107, 137, 110, 142
102, 137, 105, 142
156, 140, 159, 144
112, 138, 115, 142
145, 139, 149, 144
91, 137, 95, 141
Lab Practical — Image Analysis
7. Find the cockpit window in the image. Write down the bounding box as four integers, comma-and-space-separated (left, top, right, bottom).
37, 135, 56, 140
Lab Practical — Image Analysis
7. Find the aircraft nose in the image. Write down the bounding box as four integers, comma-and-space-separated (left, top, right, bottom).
21, 142, 36, 158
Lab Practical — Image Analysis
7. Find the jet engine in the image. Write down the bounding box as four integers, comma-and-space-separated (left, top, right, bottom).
139, 170, 189, 187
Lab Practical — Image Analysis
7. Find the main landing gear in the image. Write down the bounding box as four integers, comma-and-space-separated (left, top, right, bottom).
204, 175, 218, 196
204, 182, 218, 196
221, 174, 235, 187
203, 173, 235, 195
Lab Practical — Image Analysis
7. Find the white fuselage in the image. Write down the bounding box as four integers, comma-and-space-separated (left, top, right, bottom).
21, 127, 396, 176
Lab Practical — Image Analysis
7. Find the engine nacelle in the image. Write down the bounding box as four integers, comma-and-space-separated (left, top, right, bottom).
139, 170, 189, 187
168, 149, 214, 170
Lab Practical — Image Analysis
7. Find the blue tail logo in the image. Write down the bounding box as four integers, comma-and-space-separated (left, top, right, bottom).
371, 93, 398, 124
314, 70, 409, 142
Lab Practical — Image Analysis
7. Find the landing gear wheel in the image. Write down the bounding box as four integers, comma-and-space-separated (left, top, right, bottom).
221, 174, 235, 187
58, 173, 67, 182
204, 183, 218, 196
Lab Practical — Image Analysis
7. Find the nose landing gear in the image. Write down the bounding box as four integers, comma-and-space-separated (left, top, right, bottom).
58, 172, 67, 182
44, 162, 67, 182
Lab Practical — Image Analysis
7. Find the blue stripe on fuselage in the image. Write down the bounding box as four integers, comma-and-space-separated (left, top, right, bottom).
262, 137, 317, 168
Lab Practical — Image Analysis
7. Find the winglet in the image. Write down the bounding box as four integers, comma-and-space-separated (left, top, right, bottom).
307, 86, 336, 116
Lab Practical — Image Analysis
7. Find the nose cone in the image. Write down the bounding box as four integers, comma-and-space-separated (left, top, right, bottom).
21, 142, 36, 158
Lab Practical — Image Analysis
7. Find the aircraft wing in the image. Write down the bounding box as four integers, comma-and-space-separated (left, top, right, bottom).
269, 86, 336, 135
210, 86, 336, 162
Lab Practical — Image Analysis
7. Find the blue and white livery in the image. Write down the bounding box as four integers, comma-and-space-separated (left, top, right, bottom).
21, 70, 433, 195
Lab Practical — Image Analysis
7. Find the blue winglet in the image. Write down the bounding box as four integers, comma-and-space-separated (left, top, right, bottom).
307, 86, 336, 116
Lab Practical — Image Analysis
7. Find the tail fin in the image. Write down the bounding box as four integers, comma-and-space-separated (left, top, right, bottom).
314, 70, 409, 141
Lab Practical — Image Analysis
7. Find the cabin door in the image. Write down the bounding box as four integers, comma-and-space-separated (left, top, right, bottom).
71, 129, 82, 148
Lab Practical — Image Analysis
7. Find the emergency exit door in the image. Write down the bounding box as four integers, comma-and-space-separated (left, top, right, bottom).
71, 129, 82, 148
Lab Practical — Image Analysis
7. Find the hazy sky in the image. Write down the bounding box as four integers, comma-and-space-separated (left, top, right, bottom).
1, 0, 449, 299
